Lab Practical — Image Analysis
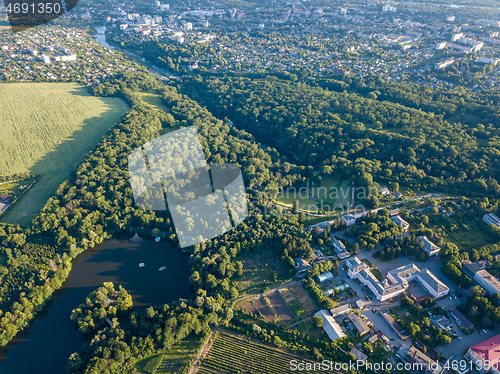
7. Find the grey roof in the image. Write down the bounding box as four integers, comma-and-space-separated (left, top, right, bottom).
347, 257, 363, 269
418, 236, 440, 253
417, 268, 449, 294
390, 215, 409, 228
330, 304, 351, 316
317, 271, 334, 282
314, 310, 345, 341
348, 313, 370, 335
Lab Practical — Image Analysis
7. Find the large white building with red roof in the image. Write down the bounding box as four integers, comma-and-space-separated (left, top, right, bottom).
466, 334, 500, 374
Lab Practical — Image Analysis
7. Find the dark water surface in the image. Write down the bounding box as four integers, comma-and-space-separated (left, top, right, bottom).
0, 234, 193, 374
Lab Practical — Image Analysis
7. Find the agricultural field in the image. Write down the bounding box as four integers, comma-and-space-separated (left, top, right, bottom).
235, 249, 287, 293
0, 83, 128, 225
276, 177, 352, 214
135, 335, 204, 374
197, 331, 323, 374
237, 284, 317, 327
239, 297, 275, 323
266, 291, 295, 323
288, 284, 317, 313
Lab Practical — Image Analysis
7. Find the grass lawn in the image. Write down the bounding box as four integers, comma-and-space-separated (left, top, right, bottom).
137, 91, 172, 113
448, 229, 493, 251
288, 301, 305, 317
276, 177, 352, 214
0, 83, 128, 226
371, 268, 383, 282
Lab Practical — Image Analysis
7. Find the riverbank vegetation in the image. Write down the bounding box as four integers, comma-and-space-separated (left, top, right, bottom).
70, 282, 133, 335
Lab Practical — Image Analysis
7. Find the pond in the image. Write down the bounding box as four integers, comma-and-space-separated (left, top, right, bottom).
0, 234, 193, 374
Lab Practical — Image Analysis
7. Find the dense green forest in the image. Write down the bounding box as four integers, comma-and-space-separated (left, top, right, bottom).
178, 75, 500, 200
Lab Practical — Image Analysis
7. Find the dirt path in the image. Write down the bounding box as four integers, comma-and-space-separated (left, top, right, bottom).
187, 328, 219, 374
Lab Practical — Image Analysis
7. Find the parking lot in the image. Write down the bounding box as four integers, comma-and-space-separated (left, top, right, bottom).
435, 325, 498, 361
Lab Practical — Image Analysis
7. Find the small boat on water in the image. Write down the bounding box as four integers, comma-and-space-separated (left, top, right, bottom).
139, 263, 145, 268
155, 237, 161, 243
158, 266, 166, 272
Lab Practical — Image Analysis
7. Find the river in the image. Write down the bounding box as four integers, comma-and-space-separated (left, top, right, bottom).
0, 234, 193, 374
93, 26, 115, 50
92, 25, 176, 78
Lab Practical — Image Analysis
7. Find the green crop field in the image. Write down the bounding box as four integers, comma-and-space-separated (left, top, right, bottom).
198, 331, 324, 374
276, 177, 352, 214
0, 83, 128, 226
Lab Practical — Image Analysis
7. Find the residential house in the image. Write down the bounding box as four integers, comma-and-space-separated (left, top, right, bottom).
418, 236, 441, 256
390, 215, 410, 232
397, 345, 444, 374
332, 237, 350, 259
430, 315, 453, 331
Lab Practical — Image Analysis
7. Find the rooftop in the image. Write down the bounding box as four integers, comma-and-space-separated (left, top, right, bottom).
469, 334, 500, 365
314, 310, 345, 341
476, 270, 500, 294
417, 268, 449, 295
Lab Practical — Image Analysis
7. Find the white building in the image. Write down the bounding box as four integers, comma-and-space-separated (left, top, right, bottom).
340, 7, 347, 15
416, 269, 450, 298
41, 54, 50, 64
183, 22, 193, 31
478, 57, 500, 66
418, 236, 441, 256
473, 42, 484, 53
347, 257, 449, 301
436, 42, 447, 50
435, 58, 455, 70
314, 310, 345, 341
474, 270, 500, 296
342, 215, 356, 227
317, 271, 333, 283
382, 4, 396, 12
446, 16, 455, 22
451, 33, 464, 42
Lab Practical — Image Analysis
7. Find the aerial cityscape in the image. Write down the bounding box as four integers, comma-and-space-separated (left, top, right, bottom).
1, 0, 500, 373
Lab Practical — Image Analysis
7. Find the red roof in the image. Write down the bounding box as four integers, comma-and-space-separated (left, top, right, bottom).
470, 334, 500, 364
